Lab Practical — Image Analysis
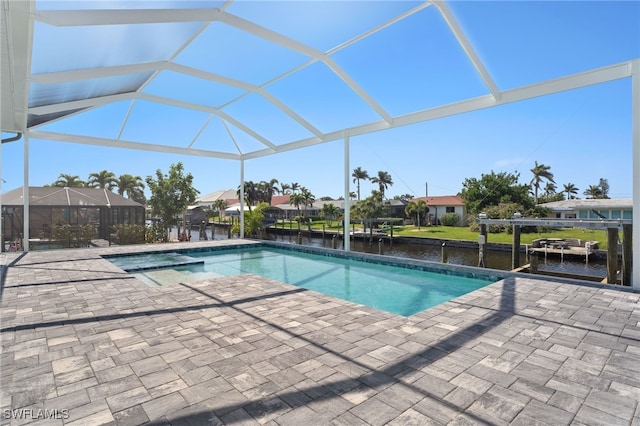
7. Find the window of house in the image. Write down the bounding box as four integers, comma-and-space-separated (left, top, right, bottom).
446, 207, 455, 213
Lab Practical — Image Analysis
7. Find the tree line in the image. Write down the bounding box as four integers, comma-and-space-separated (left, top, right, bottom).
46, 171, 146, 204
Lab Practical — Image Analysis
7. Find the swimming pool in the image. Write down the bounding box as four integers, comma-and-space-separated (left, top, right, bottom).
106, 245, 501, 316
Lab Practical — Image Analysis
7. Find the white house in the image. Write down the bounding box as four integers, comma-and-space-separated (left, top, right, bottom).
540, 198, 632, 220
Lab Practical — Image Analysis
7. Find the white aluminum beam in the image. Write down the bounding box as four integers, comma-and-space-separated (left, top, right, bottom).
432, 0, 500, 100
632, 60, 639, 289
28, 92, 134, 115
30, 61, 168, 84
35, 8, 221, 26
1, 0, 33, 133
27, 130, 241, 160
343, 135, 351, 252
220, 11, 392, 124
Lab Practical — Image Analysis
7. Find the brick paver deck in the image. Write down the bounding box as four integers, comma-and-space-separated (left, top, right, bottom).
1, 240, 639, 425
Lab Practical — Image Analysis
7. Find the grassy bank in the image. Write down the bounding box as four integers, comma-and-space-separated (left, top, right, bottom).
277, 220, 611, 250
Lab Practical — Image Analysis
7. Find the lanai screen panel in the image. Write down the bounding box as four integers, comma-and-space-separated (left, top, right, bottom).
1, 0, 638, 157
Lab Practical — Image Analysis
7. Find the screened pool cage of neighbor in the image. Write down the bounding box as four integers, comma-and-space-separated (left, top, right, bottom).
1, 0, 639, 287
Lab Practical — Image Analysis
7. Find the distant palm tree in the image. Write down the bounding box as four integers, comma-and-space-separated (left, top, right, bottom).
279, 182, 291, 195
290, 182, 301, 193
405, 200, 428, 230
530, 161, 555, 204
260, 178, 279, 205
237, 181, 258, 209
116, 174, 145, 203
53, 174, 85, 188
352, 167, 370, 201
543, 182, 557, 197
563, 183, 579, 200
300, 187, 315, 210
213, 199, 228, 219
87, 170, 117, 190
583, 185, 603, 199
320, 203, 340, 227
289, 192, 304, 217
370, 171, 393, 199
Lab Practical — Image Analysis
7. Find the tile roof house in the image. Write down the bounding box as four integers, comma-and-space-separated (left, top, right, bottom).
412, 195, 466, 226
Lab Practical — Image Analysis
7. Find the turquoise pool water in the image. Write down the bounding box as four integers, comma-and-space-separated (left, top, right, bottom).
108, 247, 496, 316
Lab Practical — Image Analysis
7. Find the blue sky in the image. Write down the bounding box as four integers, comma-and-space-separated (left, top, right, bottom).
2, 0, 639, 201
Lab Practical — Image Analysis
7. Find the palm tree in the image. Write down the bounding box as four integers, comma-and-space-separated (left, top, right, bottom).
405, 200, 428, 230
320, 203, 340, 227
87, 170, 117, 190
289, 192, 304, 217
213, 199, 228, 220
237, 181, 258, 208
260, 178, 279, 205
543, 182, 557, 197
530, 161, 555, 204
300, 187, 315, 210
370, 171, 393, 199
563, 183, 579, 200
583, 185, 603, 199
53, 173, 85, 188
351, 167, 370, 201
116, 174, 145, 203
290, 182, 300, 193
279, 182, 291, 195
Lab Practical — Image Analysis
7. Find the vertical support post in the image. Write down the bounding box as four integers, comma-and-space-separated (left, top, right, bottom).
23, 135, 29, 252
0, 131, 3, 252
239, 159, 245, 239
441, 242, 448, 263
622, 224, 632, 286
632, 61, 640, 289
529, 251, 538, 274
343, 134, 351, 252
607, 227, 619, 284
512, 224, 521, 270
478, 223, 487, 267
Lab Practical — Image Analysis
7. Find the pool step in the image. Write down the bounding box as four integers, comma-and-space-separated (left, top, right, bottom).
133, 269, 224, 287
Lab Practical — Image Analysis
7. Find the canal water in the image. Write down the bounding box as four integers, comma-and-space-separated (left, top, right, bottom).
192, 225, 610, 280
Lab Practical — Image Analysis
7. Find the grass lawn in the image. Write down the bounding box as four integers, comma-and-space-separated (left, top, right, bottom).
278, 220, 611, 250
391, 225, 609, 249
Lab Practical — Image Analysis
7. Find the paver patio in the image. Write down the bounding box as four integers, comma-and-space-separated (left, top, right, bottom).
1, 240, 639, 425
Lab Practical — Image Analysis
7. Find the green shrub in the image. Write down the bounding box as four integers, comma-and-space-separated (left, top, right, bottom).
51, 224, 96, 248
439, 213, 460, 227
113, 224, 146, 245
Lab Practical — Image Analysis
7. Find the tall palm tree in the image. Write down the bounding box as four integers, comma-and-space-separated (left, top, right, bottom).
370, 171, 393, 199
290, 182, 301, 193
563, 183, 579, 200
53, 173, 85, 188
116, 174, 145, 203
530, 161, 555, 204
351, 167, 370, 201
87, 170, 117, 190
